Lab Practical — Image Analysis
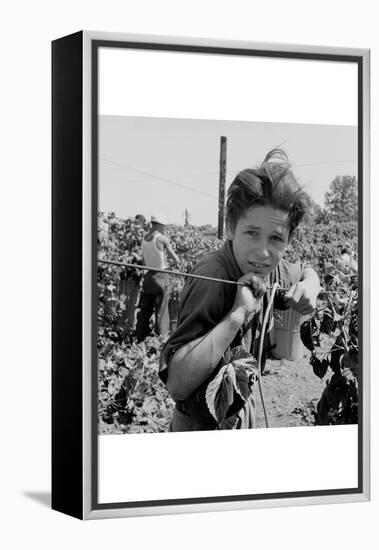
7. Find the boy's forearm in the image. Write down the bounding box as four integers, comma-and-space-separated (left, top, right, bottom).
166, 308, 245, 401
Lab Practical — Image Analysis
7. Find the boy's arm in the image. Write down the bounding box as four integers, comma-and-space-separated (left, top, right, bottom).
166, 310, 243, 401
166, 274, 265, 401
284, 266, 321, 315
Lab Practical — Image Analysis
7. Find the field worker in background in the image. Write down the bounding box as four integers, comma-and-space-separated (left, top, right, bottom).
159, 149, 321, 431
135, 213, 181, 342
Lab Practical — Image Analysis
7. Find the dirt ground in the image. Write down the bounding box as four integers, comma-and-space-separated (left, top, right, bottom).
254, 353, 329, 429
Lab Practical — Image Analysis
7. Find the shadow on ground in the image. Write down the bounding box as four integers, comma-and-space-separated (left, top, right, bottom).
23, 491, 51, 508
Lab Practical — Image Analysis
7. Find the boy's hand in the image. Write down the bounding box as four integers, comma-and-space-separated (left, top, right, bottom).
284, 281, 318, 315
232, 273, 266, 320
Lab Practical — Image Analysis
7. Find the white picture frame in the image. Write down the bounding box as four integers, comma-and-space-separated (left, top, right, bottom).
52, 30, 370, 519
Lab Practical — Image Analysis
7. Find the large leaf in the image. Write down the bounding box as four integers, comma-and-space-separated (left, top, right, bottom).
205, 364, 240, 425
205, 351, 258, 426
310, 355, 329, 379
233, 357, 259, 399
228, 346, 259, 398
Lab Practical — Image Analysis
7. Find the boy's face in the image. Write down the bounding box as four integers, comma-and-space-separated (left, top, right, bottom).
226, 205, 290, 277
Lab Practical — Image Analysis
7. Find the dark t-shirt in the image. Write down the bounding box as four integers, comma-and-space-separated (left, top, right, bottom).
159, 239, 306, 430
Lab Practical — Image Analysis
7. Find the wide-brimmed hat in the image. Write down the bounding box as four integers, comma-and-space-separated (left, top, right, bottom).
151, 213, 167, 225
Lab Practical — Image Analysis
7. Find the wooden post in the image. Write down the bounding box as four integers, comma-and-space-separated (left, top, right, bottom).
218, 136, 227, 239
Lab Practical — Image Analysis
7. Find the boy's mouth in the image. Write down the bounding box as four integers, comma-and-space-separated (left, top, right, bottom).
248, 261, 271, 271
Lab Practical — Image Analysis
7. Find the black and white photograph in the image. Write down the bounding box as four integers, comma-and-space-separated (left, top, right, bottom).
97, 116, 359, 434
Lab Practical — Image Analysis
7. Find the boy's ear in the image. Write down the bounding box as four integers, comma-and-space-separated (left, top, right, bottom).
225, 222, 234, 240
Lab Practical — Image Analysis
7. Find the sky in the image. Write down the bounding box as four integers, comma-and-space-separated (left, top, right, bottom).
99, 115, 357, 226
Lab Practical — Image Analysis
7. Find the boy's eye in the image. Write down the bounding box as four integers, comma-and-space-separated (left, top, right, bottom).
271, 235, 284, 242
246, 231, 258, 236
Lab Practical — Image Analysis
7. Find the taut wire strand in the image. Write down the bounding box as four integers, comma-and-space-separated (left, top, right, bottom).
98, 259, 346, 295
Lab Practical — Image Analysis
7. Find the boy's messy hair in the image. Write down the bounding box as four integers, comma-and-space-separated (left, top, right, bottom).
225, 148, 311, 236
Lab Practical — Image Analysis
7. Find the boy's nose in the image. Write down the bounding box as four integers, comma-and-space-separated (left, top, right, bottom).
256, 246, 270, 259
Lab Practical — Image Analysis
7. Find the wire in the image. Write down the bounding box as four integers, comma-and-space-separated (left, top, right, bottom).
99, 259, 285, 289
101, 171, 220, 185
294, 159, 357, 168
99, 156, 218, 199
98, 259, 350, 296
100, 155, 357, 184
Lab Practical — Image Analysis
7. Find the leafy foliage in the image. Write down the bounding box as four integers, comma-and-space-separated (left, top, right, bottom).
98, 335, 175, 433
284, 219, 358, 274
300, 267, 359, 425
324, 175, 358, 222
166, 224, 222, 273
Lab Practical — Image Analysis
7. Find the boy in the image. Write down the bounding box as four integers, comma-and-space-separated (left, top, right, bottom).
159, 149, 320, 431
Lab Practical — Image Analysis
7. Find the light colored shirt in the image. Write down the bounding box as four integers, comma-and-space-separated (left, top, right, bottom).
141, 232, 167, 269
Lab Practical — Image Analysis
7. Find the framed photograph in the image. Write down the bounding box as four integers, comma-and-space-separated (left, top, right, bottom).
52, 31, 370, 519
